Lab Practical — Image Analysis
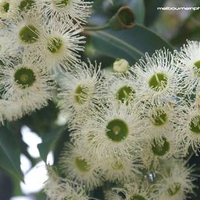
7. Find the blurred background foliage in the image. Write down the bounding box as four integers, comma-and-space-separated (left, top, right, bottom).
1, 0, 200, 199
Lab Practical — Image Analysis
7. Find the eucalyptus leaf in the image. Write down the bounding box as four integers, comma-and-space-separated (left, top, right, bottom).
37, 126, 65, 162
0, 126, 23, 181
87, 24, 173, 65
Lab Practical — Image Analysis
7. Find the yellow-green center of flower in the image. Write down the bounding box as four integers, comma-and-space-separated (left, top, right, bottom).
55, 0, 69, 8
75, 157, 90, 173
130, 194, 146, 200
19, 25, 39, 44
106, 119, 129, 142
190, 115, 200, 134
151, 137, 170, 156
116, 85, 135, 103
167, 182, 181, 196
74, 84, 89, 105
19, 0, 35, 10
151, 109, 167, 126
149, 73, 168, 91
47, 37, 63, 54
193, 60, 200, 77
112, 161, 124, 170
14, 67, 35, 89
3, 2, 9, 12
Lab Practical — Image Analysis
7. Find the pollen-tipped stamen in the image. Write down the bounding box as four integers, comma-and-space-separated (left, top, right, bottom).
19, 25, 39, 44
47, 37, 63, 54
151, 137, 170, 156
55, 0, 69, 8
151, 109, 167, 126
75, 157, 90, 173
149, 73, 168, 91
116, 85, 135, 103
189, 115, 200, 134
19, 0, 35, 10
74, 84, 88, 105
167, 182, 181, 196
194, 60, 200, 76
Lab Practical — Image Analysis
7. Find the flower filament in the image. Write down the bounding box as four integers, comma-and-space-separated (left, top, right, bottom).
116, 85, 135, 103
75, 157, 90, 173
19, 0, 35, 10
167, 182, 181, 196
55, 0, 69, 8
74, 84, 89, 105
151, 109, 167, 126
47, 37, 63, 54
151, 137, 170, 156
149, 73, 168, 91
19, 25, 39, 44
190, 115, 200, 134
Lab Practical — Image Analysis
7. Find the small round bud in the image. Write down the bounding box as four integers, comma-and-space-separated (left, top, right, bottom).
113, 58, 130, 73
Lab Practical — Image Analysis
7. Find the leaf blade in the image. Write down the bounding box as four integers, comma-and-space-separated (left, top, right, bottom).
87, 24, 173, 64
0, 126, 23, 181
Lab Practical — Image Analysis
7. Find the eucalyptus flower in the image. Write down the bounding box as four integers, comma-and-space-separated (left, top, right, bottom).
133, 48, 184, 104
59, 142, 103, 190
38, 0, 93, 25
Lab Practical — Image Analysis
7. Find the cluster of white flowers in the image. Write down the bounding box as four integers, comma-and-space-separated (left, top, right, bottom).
0, 1, 199, 200
0, 0, 92, 122
55, 41, 199, 200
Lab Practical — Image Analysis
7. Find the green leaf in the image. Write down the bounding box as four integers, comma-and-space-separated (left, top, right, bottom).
0, 126, 23, 181
37, 126, 65, 162
87, 24, 173, 65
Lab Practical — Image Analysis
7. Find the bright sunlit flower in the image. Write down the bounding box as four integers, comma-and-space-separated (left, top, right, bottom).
72, 102, 144, 160
133, 48, 183, 104
10, 11, 43, 51
0, 55, 54, 114
40, 19, 85, 72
